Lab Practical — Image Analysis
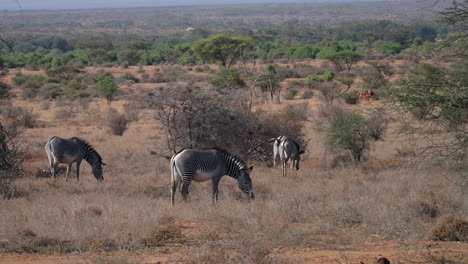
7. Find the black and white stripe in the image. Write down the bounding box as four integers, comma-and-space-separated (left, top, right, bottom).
170, 148, 254, 205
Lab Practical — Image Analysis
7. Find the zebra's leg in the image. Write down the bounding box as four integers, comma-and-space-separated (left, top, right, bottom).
65, 163, 72, 181
171, 169, 181, 206
211, 176, 222, 205
290, 160, 295, 176
180, 176, 191, 201
75, 160, 82, 182
51, 160, 59, 180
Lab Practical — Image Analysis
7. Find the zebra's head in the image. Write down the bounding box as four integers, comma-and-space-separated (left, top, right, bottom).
295, 150, 305, 170
237, 166, 254, 199
91, 161, 105, 182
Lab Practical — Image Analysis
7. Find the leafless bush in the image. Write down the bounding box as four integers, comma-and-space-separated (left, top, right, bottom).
145, 83, 307, 161
0, 106, 28, 199
54, 106, 76, 119
123, 101, 143, 122
106, 108, 130, 136
0, 103, 38, 129
367, 109, 389, 141
316, 81, 350, 105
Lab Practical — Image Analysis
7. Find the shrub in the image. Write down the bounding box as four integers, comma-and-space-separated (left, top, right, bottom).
430, 215, 468, 241
14, 74, 47, 99
142, 224, 186, 247
106, 109, 130, 136
210, 68, 246, 91
362, 69, 388, 90
283, 88, 298, 100
343, 90, 359, 104
0, 103, 38, 128
117, 72, 139, 84
367, 109, 389, 140
0, 81, 11, 99
54, 106, 76, 119
39, 83, 63, 99
0, 104, 33, 199
301, 89, 314, 99
317, 81, 349, 105
95, 75, 118, 103
321, 71, 335, 81
123, 101, 143, 122
145, 83, 307, 161
324, 108, 371, 161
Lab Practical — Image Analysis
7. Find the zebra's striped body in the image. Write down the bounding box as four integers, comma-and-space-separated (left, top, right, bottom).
170, 148, 254, 205
270, 136, 304, 176
45, 136, 105, 182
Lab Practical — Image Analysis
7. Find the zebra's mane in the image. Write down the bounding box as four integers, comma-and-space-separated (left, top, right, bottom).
212, 147, 246, 169
72, 137, 103, 164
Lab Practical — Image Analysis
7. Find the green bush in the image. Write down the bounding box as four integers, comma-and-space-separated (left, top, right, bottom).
0, 81, 11, 99
95, 75, 118, 103
374, 40, 402, 56
210, 68, 246, 91
321, 71, 335, 81
117, 72, 140, 83
343, 90, 359, 104
324, 108, 371, 161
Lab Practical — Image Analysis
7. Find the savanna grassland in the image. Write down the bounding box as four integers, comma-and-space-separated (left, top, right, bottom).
0, 1, 467, 264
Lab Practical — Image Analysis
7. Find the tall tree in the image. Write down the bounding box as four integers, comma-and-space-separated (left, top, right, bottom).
192, 34, 253, 68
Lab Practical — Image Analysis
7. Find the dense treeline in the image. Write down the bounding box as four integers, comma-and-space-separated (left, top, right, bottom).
0, 20, 445, 69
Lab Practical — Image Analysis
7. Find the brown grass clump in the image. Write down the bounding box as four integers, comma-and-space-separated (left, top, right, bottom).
142, 224, 187, 247
430, 215, 468, 242
14, 229, 74, 253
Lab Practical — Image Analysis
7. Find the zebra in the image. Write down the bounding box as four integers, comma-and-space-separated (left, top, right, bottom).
45, 136, 105, 182
270, 136, 304, 176
170, 148, 254, 205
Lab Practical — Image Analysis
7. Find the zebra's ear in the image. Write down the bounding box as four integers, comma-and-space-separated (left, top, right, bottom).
299, 150, 305, 155
248, 166, 254, 173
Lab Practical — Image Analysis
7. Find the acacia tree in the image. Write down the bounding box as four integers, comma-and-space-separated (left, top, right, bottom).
192, 34, 253, 68
95, 75, 118, 104
387, 1, 468, 165
322, 50, 364, 72
256, 64, 281, 103
388, 63, 467, 163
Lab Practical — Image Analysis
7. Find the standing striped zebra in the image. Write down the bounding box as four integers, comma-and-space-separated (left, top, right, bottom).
170, 148, 254, 205
270, 136, 304, 176
45, 136, 105, 182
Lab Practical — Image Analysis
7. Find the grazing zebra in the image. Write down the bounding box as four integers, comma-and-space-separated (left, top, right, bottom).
170, 148, 254, 205
270, 136, 304, 176
45, 136, 105, 182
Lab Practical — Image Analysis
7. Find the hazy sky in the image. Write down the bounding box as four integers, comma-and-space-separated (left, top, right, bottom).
2, 0, 382, 11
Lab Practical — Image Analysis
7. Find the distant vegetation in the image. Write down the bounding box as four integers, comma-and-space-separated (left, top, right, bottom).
0, 1, 455, 69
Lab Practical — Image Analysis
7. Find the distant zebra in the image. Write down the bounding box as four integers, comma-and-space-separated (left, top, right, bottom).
270, 136, 304, 176
170, 148, 254, 205
45, 136, 105, 182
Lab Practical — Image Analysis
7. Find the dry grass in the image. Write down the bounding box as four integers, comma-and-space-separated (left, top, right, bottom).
0, 62, 467, 261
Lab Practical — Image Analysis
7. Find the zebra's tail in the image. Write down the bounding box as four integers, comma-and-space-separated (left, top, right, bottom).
170, 152, 182, 192
45, 136, 56, 158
